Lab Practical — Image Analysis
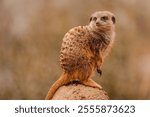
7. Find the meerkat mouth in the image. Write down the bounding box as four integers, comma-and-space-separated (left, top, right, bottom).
96, 22, 101, 26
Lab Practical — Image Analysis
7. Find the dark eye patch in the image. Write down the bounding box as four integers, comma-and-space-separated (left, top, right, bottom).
101, 16, 108, 21
93, 17, 97, 21
112, 16, 116, 24
90, 17, 97, 22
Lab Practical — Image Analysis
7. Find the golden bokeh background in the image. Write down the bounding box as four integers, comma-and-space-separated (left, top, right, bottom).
0, 0, 150, 99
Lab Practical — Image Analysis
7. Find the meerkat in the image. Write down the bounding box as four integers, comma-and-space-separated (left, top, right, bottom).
45, 11, 116, 100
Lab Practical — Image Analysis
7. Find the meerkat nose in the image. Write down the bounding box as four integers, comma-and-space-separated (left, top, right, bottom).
96, 22, 100, 25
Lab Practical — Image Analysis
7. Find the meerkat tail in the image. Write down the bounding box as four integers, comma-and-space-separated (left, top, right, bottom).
45, 72, 68, 100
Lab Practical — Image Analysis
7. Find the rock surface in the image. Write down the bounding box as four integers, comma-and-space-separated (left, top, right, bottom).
52, 83, 109, 100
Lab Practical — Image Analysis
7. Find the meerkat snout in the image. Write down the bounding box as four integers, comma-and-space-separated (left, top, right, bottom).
95, 16, 109, 26
96, 21, 100, 25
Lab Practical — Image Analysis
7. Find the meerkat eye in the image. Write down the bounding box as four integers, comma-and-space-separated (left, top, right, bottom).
112, 16, 116, 24
93, 17, 97, 21
101, 16, 108, 21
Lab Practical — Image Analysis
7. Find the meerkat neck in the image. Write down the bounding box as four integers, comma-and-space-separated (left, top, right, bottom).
86, 25, 113, 45
87, 25, 113, 35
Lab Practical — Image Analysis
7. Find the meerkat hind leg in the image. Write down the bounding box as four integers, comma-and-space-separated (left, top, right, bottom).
82, 79, 102, 89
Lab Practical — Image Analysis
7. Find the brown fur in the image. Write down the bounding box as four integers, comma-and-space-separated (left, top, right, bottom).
45, 11, 115, 100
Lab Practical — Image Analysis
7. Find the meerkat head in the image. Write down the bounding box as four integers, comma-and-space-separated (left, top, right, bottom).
89, 11, 115, 31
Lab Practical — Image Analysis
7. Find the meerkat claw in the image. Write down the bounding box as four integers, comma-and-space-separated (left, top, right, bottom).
97, 68, 102, 76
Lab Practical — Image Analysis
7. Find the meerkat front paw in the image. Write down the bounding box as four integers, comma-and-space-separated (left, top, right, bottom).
97, 67, 102, 76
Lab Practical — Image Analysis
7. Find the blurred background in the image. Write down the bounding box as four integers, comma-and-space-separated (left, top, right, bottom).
0, 0, 150, 99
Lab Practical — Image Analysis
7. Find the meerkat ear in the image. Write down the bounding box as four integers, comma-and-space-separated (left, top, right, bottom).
89, 17, 92, 22
112, 16, 116, 24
